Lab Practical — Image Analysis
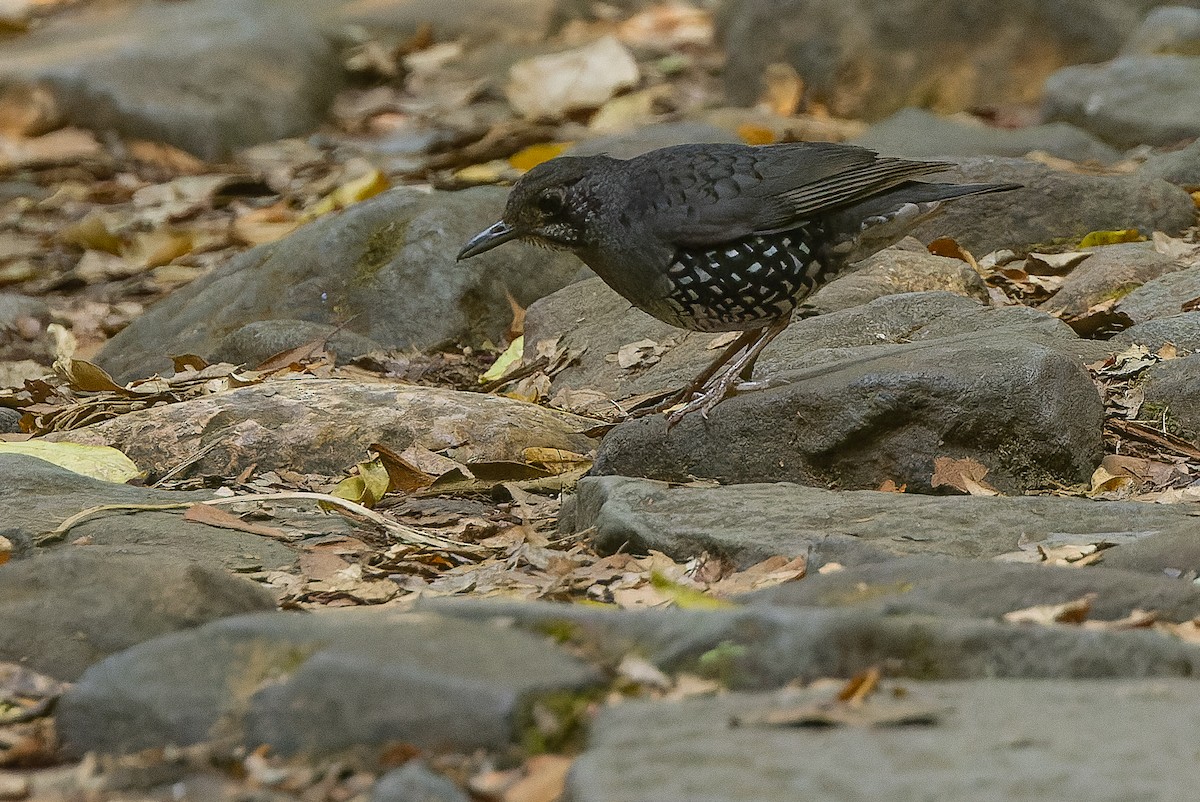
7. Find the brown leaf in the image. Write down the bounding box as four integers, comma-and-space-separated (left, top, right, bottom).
838, 666, 881, 703
930, 456, 1000, 496
182, 504, 290, 540
501, 755, 573, 802
1001, 593, 1095, 625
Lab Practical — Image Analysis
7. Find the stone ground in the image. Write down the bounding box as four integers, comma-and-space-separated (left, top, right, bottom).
2, 1, 1200, 801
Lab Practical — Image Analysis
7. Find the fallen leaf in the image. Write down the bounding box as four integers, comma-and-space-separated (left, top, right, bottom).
0, 440, 139, 483
183, 504, 290, 540
481, 336, 524, 383
930, 456, 1000, 496
1078, 229, 1144, 248
508, 142, 571, 171
501, 755, 573, 802
757, 62, 804, 116
506, 36, 639, 119
1001, 593, 1095, 625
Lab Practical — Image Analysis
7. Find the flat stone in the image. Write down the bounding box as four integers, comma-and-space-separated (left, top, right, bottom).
0, 0, 342, 159
854, 107, 1119, 163
592, 333, 1104, 493
1141, 353, 1200, 444
717, 0, 1166, 120
568, 680, 1200, 801
1043, 55, 1200, 148
1038, 242, 1192, 319
526, 284, 1098, 402
0, 454, 296, 571
209, 320, 383, 368
0, 549, 275, 680
909, 157, 1197, 254
46, 379, 596, 479
94, 187, 580, 383
1140, 137, 1200, 189
1122, 6, 1200, 56
569, 475, 1200, 570
57, 609, 600, 757
1111, 311, 1200, 351
372, 763, 469, 802
1115, 263, 1200, 323
749, 555, 1200, 621
426, 598, 1200, 684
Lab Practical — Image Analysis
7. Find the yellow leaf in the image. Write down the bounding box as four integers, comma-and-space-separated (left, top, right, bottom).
454, 161, 508, 184
0, 441, 140, 483
122, 228, 194, 268
509, 142, 572, 171
305, 169, 389, 219
650, 571, 737, 610
60, 212, 122, 254
480, 336, 523, 383
327, 456, 392, 508
1078, 229, 1144, 248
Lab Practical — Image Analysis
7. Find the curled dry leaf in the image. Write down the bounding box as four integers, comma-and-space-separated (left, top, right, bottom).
930, 456, 1000, 496
1001, 593, 1095, 625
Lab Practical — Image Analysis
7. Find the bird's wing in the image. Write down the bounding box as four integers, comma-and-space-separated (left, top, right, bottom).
631, 143, 952, 246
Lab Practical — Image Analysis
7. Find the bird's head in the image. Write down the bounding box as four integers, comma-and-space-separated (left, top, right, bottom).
457, 156, 602, 261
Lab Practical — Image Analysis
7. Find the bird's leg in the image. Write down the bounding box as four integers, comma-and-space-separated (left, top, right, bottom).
625, 326, 763, 418
666, 315, 791, 426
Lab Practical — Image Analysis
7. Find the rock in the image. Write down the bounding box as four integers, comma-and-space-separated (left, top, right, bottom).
1037, 242, 1192, 319
592, 334, 1103, 493
372, 763, 469, 802
57, 609, 600, 757
909, 157, 1197, 254
209, 320, 383, 368
1101, 529, 1200, 576
0, 549, 275, 681
0, 291, 51, 364
0, 454, 297, 571
1111, 311, 1200, 351
1042, 56, 1200, 148
567, 680, 1200, 801
1115, 263, 1200, 323
0, 407, 21, 433
853, 108, 1120, 163
569, 475, 1200, 570
1140, 138, 1200, 188
505, 36, 639, 119
427, 598, 1200, 683
804, 240, 990, 312
717, 0, 1169, 120
750, 556, 1200, 621
94, 187, 580, 383
1121, 6, 1200, 56
0, 0, 342, 159
567, 121, 740, 159
47, 379, 596, 479
1141, 353, 1200, 444
526, 281, 1095, 403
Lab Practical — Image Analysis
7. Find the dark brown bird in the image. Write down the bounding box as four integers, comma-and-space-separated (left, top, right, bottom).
459, 142, 1017, 422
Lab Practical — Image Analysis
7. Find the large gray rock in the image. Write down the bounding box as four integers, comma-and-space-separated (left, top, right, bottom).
910, 157, 1197, 254
1042, 56, 1200, 148
47, 379, 596, 478
427, 599, 1200, 684
854, 108, 1119, 163
94, 187, 580, 383
1111, 311, 1200, 352
592, 333, 1104, 493
1140, 137, 1200, 188
210, 320, 383, 368
1115, 263, 1200, 323
1141, 353, 1200, 444
717, 0, 1175, 120
0, 0, 561, 158
569, 475, 1200, 571
0, 549, 275, 680
568, 680, 1200, 801
57, 609, 600, 757
0, 0, 342, 160
526, 285, 1098, 402
750, 555, 1200, 621
1122, 5, 1200, 56
0, 454, 296, 571
1038, 242, 1193, 319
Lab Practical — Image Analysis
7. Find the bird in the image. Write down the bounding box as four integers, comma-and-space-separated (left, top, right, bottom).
458, 142, 1019, 423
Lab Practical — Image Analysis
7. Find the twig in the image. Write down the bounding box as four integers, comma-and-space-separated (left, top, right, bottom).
1106, 419, 1200, 462
36, 491, 484, 555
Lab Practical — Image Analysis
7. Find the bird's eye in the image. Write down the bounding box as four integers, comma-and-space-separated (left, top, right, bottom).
536, 192, 564, 215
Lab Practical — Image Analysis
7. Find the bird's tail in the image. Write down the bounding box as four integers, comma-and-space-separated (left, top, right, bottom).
820, 181, 1020, 264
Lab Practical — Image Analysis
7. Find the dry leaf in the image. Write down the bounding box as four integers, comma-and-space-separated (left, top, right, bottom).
930, 456, 1000, 496
1001, 593, 1095, 625
182, 504, 289, 540
757, 63, 804, 116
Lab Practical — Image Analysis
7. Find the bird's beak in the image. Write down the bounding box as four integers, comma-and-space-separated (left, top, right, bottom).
457, 221, 519, 261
